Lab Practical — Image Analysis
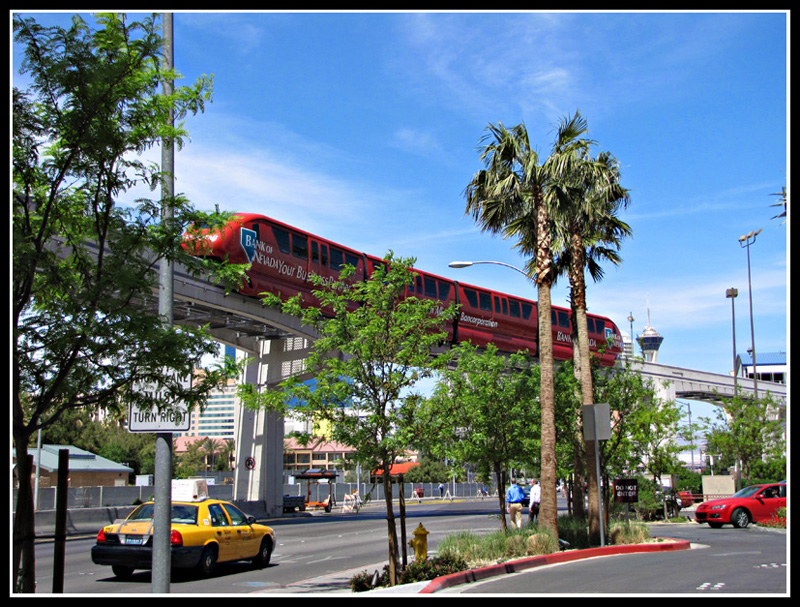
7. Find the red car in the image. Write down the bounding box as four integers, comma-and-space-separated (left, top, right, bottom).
694, 482, 786, 528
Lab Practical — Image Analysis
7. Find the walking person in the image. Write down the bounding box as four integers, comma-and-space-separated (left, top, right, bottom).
528, 479, 541, 525
506, 477, 526, 529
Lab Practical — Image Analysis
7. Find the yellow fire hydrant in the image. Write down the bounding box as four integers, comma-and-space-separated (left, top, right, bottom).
409, 522, 430, 561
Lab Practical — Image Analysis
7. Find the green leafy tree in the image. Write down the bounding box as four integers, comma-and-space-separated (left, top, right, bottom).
702, 392, 785, 487
420, 342, 540, 532
241, 254, 456, 586
403, 458, 452, 484
12, 13, 247, 591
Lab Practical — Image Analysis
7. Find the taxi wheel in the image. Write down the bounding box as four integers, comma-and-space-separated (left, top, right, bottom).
197, 544, 218, 577
112, 565, 134, 579
253, 537, 273, 568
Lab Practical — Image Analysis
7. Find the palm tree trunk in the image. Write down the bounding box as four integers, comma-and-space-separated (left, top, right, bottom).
569, 231, 603, 544
537, 282, 558, 533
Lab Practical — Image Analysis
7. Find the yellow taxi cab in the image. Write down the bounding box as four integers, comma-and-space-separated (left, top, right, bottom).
91, 480, 276, 579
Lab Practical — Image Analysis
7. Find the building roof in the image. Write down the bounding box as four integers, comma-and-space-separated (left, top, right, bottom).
283, 437, 355, 453
738, 351, 786, 366
21, 444, 133, 473
373, 461, 421, 477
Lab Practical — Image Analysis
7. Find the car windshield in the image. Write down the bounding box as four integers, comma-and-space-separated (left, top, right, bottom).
731, 485, 765, 499
127, 503, 198, 524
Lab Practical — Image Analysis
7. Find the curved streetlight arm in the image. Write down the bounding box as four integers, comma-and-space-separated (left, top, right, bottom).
449, 260, 536, 281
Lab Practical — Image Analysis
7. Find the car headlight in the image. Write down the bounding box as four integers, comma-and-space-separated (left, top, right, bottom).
709, 504, 727, 510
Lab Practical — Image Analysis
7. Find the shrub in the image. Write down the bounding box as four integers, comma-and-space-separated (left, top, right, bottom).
556, 515, 590, 549
349, 565, 390, 592
609, 521, 649, 545
759, 507, 787, 529
526, 532, 558, 555
399, 554, 468, 584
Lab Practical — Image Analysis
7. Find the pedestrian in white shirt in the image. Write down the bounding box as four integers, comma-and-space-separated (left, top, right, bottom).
528, 479, 541, 525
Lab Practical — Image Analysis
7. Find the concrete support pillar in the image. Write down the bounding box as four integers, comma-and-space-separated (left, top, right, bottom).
234, 336, 312, 517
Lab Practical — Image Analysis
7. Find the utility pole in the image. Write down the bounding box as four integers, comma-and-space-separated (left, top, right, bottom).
152, 12, 175, 594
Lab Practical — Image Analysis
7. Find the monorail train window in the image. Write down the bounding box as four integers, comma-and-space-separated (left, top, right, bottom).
292, 234, 308, 260
463, 289, 478, 309
371, 260, 386, 274
494, 296, 509, 315
438, 281, 451, 301
509, 299, 521, 318
521, 302, 533, 320
311, 242, 329, 267
479, 291, 492, 312
594, 318, 605, 333
272, 226, 291, 254
330, 248, 344, 270
424, 276, 437, 299
552, 310, 570, 328
587, 317, 595, 333
345, 252, 359, 269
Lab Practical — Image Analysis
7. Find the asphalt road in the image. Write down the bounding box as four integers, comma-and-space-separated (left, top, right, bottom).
32, 496, 503, 594
445, 522, 787, 595
31, 497, 787, 595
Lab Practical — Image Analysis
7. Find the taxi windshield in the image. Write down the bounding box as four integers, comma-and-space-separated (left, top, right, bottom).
128, 503, 199, 525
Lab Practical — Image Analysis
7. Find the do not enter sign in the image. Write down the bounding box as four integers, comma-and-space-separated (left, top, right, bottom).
614, 478, 638, 503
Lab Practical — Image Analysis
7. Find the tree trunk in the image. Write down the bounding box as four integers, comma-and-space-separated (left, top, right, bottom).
536, 198, 558, 536
571, 450, 587, 520
12, 441, 36, 593
382, 470, 399, 585
537, 281, 558, 534
495, 465, 508, 533
570, 231, 603, 544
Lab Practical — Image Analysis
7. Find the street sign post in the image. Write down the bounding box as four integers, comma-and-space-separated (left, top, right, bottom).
583, 403, 612, 546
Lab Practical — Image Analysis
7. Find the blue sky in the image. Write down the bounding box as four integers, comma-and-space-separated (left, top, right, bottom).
14, 11, 788, 424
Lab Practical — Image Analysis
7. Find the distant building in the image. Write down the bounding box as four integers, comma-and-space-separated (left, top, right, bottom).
14, 444, 132, 488
177, 376, 239, 441
283, 437, 355, 475
737, 351, 786, 385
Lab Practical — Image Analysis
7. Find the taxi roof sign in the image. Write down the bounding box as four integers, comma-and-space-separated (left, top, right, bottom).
171, 479, 209, 502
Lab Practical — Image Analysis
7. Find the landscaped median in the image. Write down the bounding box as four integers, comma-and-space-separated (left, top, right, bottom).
418, 537, 691, 594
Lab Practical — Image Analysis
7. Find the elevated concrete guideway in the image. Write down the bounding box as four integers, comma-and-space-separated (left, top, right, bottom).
164, 263, 322, 517
631, 359, 787, 407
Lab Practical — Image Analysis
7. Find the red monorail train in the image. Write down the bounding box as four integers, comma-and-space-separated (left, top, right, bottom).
191, 213, 623, 366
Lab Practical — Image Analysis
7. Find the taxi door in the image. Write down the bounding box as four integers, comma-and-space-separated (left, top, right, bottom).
222, 503, 260, 559
207, 503, 237, 562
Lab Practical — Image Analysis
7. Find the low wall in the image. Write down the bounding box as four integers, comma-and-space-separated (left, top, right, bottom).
19, 481, 486, 538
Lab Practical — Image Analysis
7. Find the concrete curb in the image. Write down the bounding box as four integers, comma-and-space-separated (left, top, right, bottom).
418, 538, 692, 594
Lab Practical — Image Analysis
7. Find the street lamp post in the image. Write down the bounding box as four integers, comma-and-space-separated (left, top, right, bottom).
738, 229, 761, 399
726, 288, 738, 396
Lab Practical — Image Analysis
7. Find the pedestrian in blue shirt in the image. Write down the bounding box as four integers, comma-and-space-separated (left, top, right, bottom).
506, 478, 526, 529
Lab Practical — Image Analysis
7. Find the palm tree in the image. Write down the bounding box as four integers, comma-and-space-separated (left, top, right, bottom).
200, 437, 223, 472
552, 141, 631, 542
464, 116, 589, 534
